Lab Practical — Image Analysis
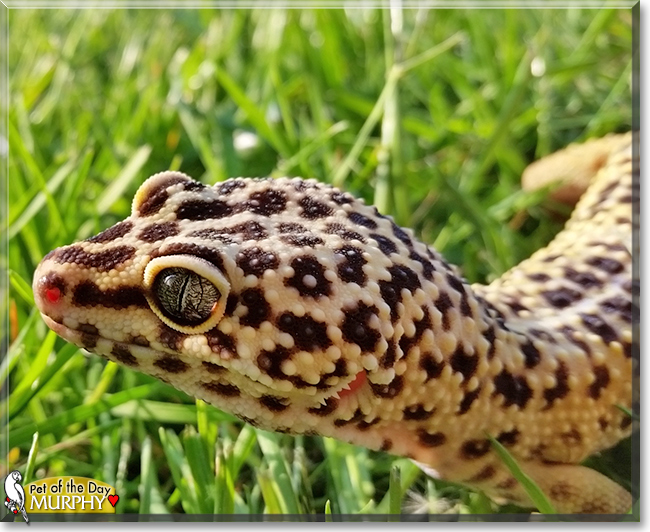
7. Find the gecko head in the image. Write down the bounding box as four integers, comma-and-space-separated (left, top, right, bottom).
34, 171, 436, 435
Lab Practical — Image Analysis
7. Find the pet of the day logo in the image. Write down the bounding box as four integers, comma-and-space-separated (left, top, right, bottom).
20, 477, 118, 515
4, 470, 29, 523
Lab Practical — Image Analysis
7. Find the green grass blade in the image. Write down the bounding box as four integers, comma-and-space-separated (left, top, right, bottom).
8, 384, 158, 447
488, 434, 556, 514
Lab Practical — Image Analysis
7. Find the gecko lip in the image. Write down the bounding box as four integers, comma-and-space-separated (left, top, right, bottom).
40, 313, 74, 339
40, 313, 363, 401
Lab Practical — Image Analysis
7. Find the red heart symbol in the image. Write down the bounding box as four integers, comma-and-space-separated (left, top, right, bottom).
108, 494, 119, 507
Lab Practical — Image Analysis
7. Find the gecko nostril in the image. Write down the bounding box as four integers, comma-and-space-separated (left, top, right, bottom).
45, 287, 62, 304
36, 271, 67, 307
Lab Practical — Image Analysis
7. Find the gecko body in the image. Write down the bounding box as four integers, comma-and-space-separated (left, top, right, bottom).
33, 134, 636, 513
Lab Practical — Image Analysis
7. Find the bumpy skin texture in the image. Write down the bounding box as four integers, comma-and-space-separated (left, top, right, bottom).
33, 134, 635, 514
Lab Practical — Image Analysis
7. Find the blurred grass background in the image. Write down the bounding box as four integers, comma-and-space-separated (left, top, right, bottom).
4, 7, 633, 517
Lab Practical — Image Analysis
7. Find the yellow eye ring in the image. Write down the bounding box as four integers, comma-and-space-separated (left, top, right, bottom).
143, 255, 230, 334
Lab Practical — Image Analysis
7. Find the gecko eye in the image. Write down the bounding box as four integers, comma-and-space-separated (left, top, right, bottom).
153, 268, 221, 326
143, 255, 231, 334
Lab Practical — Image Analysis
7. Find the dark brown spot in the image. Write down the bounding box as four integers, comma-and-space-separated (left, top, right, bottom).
468, 465, 496, 483
158, 324, 186, 351
598, 417, 609, 430
202, 361, 225, 374
389, 264, 421, 293
277, 222, 306, 233
325, 223, 365, 242
205, 329, 237, 358
308, 398, 338, 416
177, 199, 232, 220
543, 362, 569, 408
496, 478, 518, 490
380, 340, 398, 368
601, 296, 633, 323
504, 297, 528, 314
280, 234, 325, 247
87, 221, 134, 243
183, 180, 206, 192
223, 220, 268, 241
77, 323, 99, 336
285, 256, 332, 297
217, 178, 245, 196
446, 273, 466, 295
245, 189, 287, 216
521, 339, 541, 368
542, 287, 582, 309
409, 251, 435, 280
331, 191, 353, 205
154, 356, 189, 374
403, 404, 434, 421
260, 395, 289, 412
236, 247, 279, 277
420, 352, 444, 382
55, 245, 135, 272
586, 256, 624, 274
459, 295, 472, 317
73, 282, 148, 309
277, 312, 332, 351
240, 416, 258, 427
434, 292, 454, 330
348, 211, 377, 229
559, 325, 592, 356
240, 288, 271, 328
341, 303, 380, 352
379, 279, 402, 323
493, 370, 532, 409
292, 179, 318, 192
334, 408, 364, 427
450, 346, 478, 382
399, 307, 433, 355
461, 439, 490, 459
131, 335, 149, 348
391, 222, 412, 247
496, 429, 519, 447
187, 228, 234, 244
529, 328, 556, 343
380, 439, 393, 451
370, 233, 397, 256
417, 430, 446, 447
152, 242, 225, 272
336, 245, 367, 286
564, 267, 603, 289
528, 272, 550, 282
580, 313, 618, 344
257, 346, 293, 380
80, 333, 98, 349
138, 221, 180, 243
370, 375, 404, 398
138, 174, 189, 216
622, 341, 633, 358
299, 196, 332, 219
202, 382, 240, 396
458, 386, 481, 414
484, 326, 496, 359
329, 359, 349, 378
588, 365, 610, 399
620, 416, 632, 429
356, 418, 379, 431
111, 345, 138, 366
561, 428, 582, 446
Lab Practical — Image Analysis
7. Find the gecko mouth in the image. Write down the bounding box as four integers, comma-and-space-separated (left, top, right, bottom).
40, 314, 367, 402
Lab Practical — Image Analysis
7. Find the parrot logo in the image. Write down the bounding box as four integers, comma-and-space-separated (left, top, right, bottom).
4, 471, 28, 524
